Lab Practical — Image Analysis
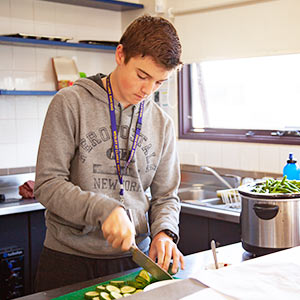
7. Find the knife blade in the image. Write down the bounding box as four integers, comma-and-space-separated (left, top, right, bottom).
127, 208, 173, 281
130, 244, 173, 281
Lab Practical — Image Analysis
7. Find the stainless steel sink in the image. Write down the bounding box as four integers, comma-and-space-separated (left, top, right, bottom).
178, 188, 217, 201
178, 188, 241, 212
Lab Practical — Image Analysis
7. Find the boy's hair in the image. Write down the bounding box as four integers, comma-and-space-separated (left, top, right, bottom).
119, 15, 182, 70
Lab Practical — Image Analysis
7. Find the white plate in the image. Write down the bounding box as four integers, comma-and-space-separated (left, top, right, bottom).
144, 279, 182, 291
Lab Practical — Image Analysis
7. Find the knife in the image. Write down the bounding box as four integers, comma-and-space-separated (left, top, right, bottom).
127, 209, 173, 281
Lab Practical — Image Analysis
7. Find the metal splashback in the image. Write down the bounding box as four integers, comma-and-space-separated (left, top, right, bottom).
0, 173, 35, 200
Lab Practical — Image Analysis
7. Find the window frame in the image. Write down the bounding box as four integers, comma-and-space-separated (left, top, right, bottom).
178, 64, 300, 145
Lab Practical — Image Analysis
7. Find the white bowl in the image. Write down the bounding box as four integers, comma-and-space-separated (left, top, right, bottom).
144, 279, 182, 291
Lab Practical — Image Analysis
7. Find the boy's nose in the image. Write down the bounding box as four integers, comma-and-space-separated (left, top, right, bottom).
141, 81, 155, 96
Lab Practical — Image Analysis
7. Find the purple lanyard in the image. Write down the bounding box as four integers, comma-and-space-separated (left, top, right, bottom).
106, 75, 144, 204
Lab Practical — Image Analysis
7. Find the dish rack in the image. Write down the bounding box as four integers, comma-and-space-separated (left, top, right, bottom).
217, 188, 241, 209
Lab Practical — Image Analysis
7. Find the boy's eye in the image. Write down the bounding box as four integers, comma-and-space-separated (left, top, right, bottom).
138, 74, 147, 80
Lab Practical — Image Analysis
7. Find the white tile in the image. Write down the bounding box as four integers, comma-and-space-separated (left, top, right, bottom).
13, 71, 36, 90
75, 50, 115, 76
0, 144, 17, 168
35, 47, 57, 72
221, 142, 241, 170
16, 142, 39, 167
11, 19, 35, 34
0, 17, 12, 34
0, 120, 17, 143
16, 118, 39, 144
239, 143, 260, 172
34, 22, 56, 37
177, 140, 198, 165
0, 45, 13, 70
37, 96, 52, 120
0, 70, 14, 89
0, 95, 16, 119
33, 0, 55, 23
10, 0, 34, 20
0, 0, 10, 17
35, 71, 56, 90
15, 96, 38, 119
13, 46, 36, 71
204, 141, 222, 168
258, 144, 281, 173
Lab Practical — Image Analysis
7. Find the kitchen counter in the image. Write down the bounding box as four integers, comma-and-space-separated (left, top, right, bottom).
0, 198, 44, 216
0, 198, 239, 223
15, 242, 247, 300
181, 202, 240, 223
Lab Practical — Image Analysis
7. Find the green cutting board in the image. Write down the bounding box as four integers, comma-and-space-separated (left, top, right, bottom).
52, 270, 141, 300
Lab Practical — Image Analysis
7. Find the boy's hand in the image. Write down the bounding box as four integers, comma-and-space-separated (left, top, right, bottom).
149, 231, 185, 274
102, 206, 135, 251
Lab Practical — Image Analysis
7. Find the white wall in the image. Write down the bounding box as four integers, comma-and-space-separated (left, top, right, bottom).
167, 0, 300, 174
0, 0, 120, 168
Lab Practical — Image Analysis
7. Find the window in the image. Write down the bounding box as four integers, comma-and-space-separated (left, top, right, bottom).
178, 53, 300, 144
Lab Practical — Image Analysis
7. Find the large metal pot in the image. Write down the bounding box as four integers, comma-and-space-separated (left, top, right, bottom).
238, 183, 300, 256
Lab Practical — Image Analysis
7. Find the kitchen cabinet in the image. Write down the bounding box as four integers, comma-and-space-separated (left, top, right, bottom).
0, 209, 46, 297
178, 211, 241, 255
28, 210, 46, 293
0, 213, 30, 296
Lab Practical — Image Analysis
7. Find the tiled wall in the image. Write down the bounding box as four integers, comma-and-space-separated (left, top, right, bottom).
0, 0, 121, 168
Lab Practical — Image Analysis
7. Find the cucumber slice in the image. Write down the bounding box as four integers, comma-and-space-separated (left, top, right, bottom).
110, 291, 123, 299
135, 275, 148, 286
134, 289, 143, 293
109, 280, 125, 288
84, 291, 100, 299
138, 270, 151, 283
106, 285, 121, 293
99, 292, 111, 300
123, 294, 131, 297
120, 285, 136, 294
96, 285, 107, 293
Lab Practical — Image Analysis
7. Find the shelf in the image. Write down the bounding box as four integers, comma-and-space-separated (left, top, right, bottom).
0, 36, 117, 52
41, 0, 144, 11
0, 90, 57, 96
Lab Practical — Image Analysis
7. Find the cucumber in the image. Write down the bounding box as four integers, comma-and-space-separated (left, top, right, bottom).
99, 292, 111, 300
120, 285, 136, 294
109, 280, 125, 288
105, 285, 121, 294
138, 270, 151, 283
123, 294, 131, 297
96, 285, 107, 293
110, 291, 123, 299
134, 289, 143, 293
84, 291, 100, 299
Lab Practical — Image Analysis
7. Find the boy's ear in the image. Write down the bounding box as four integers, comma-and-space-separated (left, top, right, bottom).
115, 44, 125, 65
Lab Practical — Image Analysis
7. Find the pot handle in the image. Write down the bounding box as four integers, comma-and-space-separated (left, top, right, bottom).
253, 203, 279, 220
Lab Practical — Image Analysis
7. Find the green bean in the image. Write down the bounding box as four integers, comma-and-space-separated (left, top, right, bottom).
251, 178, 300, 194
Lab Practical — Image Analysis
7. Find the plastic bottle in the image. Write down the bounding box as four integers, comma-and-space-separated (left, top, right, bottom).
283, 153, 300, 180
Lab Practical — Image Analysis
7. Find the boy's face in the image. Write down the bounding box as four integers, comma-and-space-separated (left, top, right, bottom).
112, 45, 173, 108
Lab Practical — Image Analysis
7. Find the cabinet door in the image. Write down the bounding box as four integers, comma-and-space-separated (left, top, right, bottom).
178, 213, 209, 255
208, 219, 241, 247
29, 210, 46, 293
0, 213, 30, 296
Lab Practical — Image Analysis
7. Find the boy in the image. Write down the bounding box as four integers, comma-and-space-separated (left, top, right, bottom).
34, 14, 184, 292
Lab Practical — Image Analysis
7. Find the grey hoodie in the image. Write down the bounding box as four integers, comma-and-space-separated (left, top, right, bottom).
35, 75, 180, 259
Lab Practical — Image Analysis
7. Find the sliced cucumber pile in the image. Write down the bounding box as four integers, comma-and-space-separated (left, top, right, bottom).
84, 270, 151, 299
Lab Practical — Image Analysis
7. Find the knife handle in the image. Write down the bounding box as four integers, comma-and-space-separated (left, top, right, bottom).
126, 208, 136, 241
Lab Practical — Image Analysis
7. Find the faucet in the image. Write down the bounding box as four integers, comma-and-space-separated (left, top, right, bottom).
199, 166, 233, 189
